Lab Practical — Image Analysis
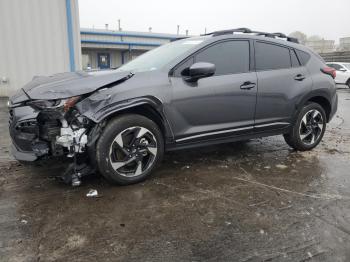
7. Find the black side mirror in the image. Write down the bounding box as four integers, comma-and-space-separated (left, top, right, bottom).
183, 62, 215, 82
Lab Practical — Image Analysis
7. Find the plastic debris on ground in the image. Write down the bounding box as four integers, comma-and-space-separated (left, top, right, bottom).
86, 189, 99, 198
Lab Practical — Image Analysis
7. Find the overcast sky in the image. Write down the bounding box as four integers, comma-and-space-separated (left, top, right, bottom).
79, 0, 349, 41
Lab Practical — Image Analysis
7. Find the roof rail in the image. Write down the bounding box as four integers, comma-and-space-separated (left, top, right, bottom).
170, 37, 190, 42
203, 28, 299, 44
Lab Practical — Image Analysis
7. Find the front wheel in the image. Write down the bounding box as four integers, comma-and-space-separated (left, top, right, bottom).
284, 102, 326, 151
96, 114, 164, 185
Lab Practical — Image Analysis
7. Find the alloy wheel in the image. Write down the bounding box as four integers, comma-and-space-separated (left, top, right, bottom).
298, 109, 324, 145
109, 126, 158, 177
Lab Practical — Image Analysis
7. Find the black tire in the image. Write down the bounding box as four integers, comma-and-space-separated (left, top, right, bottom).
347, 79, 350, 88
96, 114, 164, 185
283, 102, 326, 151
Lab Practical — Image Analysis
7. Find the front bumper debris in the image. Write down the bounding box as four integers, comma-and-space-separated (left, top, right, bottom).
8, 101, 96, 186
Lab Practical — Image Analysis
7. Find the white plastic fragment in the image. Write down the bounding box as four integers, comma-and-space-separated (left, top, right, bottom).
275, 164, 288, 169
86, 189, 98, 198
20, 219, 28, 224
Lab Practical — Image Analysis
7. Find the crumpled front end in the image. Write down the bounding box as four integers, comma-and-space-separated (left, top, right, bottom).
8, 97, 93, 162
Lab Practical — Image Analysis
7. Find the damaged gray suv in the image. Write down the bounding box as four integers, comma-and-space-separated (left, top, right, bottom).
8, 28, 338, 186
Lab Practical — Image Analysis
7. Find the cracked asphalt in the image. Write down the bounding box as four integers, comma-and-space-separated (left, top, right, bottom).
1, 87, 350, 262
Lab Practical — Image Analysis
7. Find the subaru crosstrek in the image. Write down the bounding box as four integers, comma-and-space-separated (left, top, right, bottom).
8, 28, 338, 186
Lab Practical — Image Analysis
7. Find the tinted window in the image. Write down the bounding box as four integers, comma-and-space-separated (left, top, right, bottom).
255, 42, 291, 70
295, 50, 311, 65
332, 64, 342, 70
290, 49, 300, 67
195, 41, 250, 75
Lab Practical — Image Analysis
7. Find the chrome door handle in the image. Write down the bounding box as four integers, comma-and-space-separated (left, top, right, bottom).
294, 74, 306, 81
240, 81, 256, 90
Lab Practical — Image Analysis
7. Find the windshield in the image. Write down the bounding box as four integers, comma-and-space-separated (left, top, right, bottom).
116, 38, 205, 72
343, 63, 350, 70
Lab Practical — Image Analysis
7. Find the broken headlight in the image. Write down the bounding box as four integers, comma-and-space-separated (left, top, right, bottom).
29, 99, 63, 109
29, 96, 81, 112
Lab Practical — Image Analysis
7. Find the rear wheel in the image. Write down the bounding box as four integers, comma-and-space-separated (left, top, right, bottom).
284, 102, 326, 151
346, 78, 350, 88
96, 114, 164, 185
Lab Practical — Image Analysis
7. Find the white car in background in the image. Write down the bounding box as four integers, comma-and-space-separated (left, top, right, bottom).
326, 62, 350, 87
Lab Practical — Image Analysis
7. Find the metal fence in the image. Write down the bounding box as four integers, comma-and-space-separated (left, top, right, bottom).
320, 51, 350, 62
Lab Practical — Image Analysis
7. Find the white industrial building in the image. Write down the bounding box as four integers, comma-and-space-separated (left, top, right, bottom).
80, 29, 180, 70
305, 39, 335, 53
0, 0, 82, 97
0, 0, 181, 97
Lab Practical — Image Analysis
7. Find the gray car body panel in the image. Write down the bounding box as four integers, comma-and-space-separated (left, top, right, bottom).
20, 70, 132, 100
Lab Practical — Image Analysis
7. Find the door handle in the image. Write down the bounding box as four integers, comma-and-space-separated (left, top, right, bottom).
240, 81, 256, 90
294, 74, 306, 81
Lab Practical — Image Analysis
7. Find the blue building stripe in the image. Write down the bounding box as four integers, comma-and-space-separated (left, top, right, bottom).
80, 30, 178, 40
65, 0, 75, 71
81, 39, 161, 47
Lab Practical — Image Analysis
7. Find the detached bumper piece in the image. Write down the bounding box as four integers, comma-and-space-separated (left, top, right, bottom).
9, 106, 49, 161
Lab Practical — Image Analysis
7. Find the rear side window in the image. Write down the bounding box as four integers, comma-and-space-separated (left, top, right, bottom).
290, 49, 300, 67
255, 42, 291, 70
330, 64, 342, 70
195, 40, 250, 75
295, 50, 311, 65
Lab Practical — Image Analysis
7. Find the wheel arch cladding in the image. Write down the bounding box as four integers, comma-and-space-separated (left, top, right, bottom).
104, 104, 170, 139
296, 90, 332, 123
306, 96, 331, 122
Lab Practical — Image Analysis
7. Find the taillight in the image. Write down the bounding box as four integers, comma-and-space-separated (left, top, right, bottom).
321, 67, 336, 79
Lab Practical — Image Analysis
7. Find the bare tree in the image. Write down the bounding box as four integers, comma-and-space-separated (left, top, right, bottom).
289, 31, 307, 44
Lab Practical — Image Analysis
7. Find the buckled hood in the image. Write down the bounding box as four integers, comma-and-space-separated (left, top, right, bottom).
11, 70, 133, 103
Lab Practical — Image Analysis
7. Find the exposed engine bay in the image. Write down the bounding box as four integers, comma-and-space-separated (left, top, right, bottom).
9, 96, 102, 186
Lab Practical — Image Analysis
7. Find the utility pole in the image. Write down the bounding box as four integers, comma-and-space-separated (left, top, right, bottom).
185, 30, 189, 36
118, 19, 121, 31
177, 25, 180, 35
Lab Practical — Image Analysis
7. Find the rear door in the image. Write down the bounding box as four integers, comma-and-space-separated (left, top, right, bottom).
254, 41, 313, 131
168, 40, 258, 142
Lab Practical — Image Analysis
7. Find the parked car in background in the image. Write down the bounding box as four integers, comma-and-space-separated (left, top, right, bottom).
326, 62, 350, 87
8, 28, 338, 186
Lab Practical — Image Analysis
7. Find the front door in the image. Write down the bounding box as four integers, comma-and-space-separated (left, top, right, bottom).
97, 53, 110, 69
167, 40, 257, 143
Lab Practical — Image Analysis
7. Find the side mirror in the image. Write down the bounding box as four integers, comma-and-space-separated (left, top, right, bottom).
183, 62, 215, 82
338, 68, 347, 72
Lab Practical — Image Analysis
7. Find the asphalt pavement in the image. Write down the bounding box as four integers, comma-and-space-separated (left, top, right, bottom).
1, 87, 350, 262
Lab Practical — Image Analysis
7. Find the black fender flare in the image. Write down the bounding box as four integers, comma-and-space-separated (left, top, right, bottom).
292, 89, 333, 123
80, 96, 174, 141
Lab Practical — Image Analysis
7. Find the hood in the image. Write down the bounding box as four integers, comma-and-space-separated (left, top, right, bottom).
16, 70, 133, 101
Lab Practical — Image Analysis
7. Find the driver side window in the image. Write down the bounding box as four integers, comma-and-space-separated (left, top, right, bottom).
173, 40, 250, 77
195, 40, 250, 76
